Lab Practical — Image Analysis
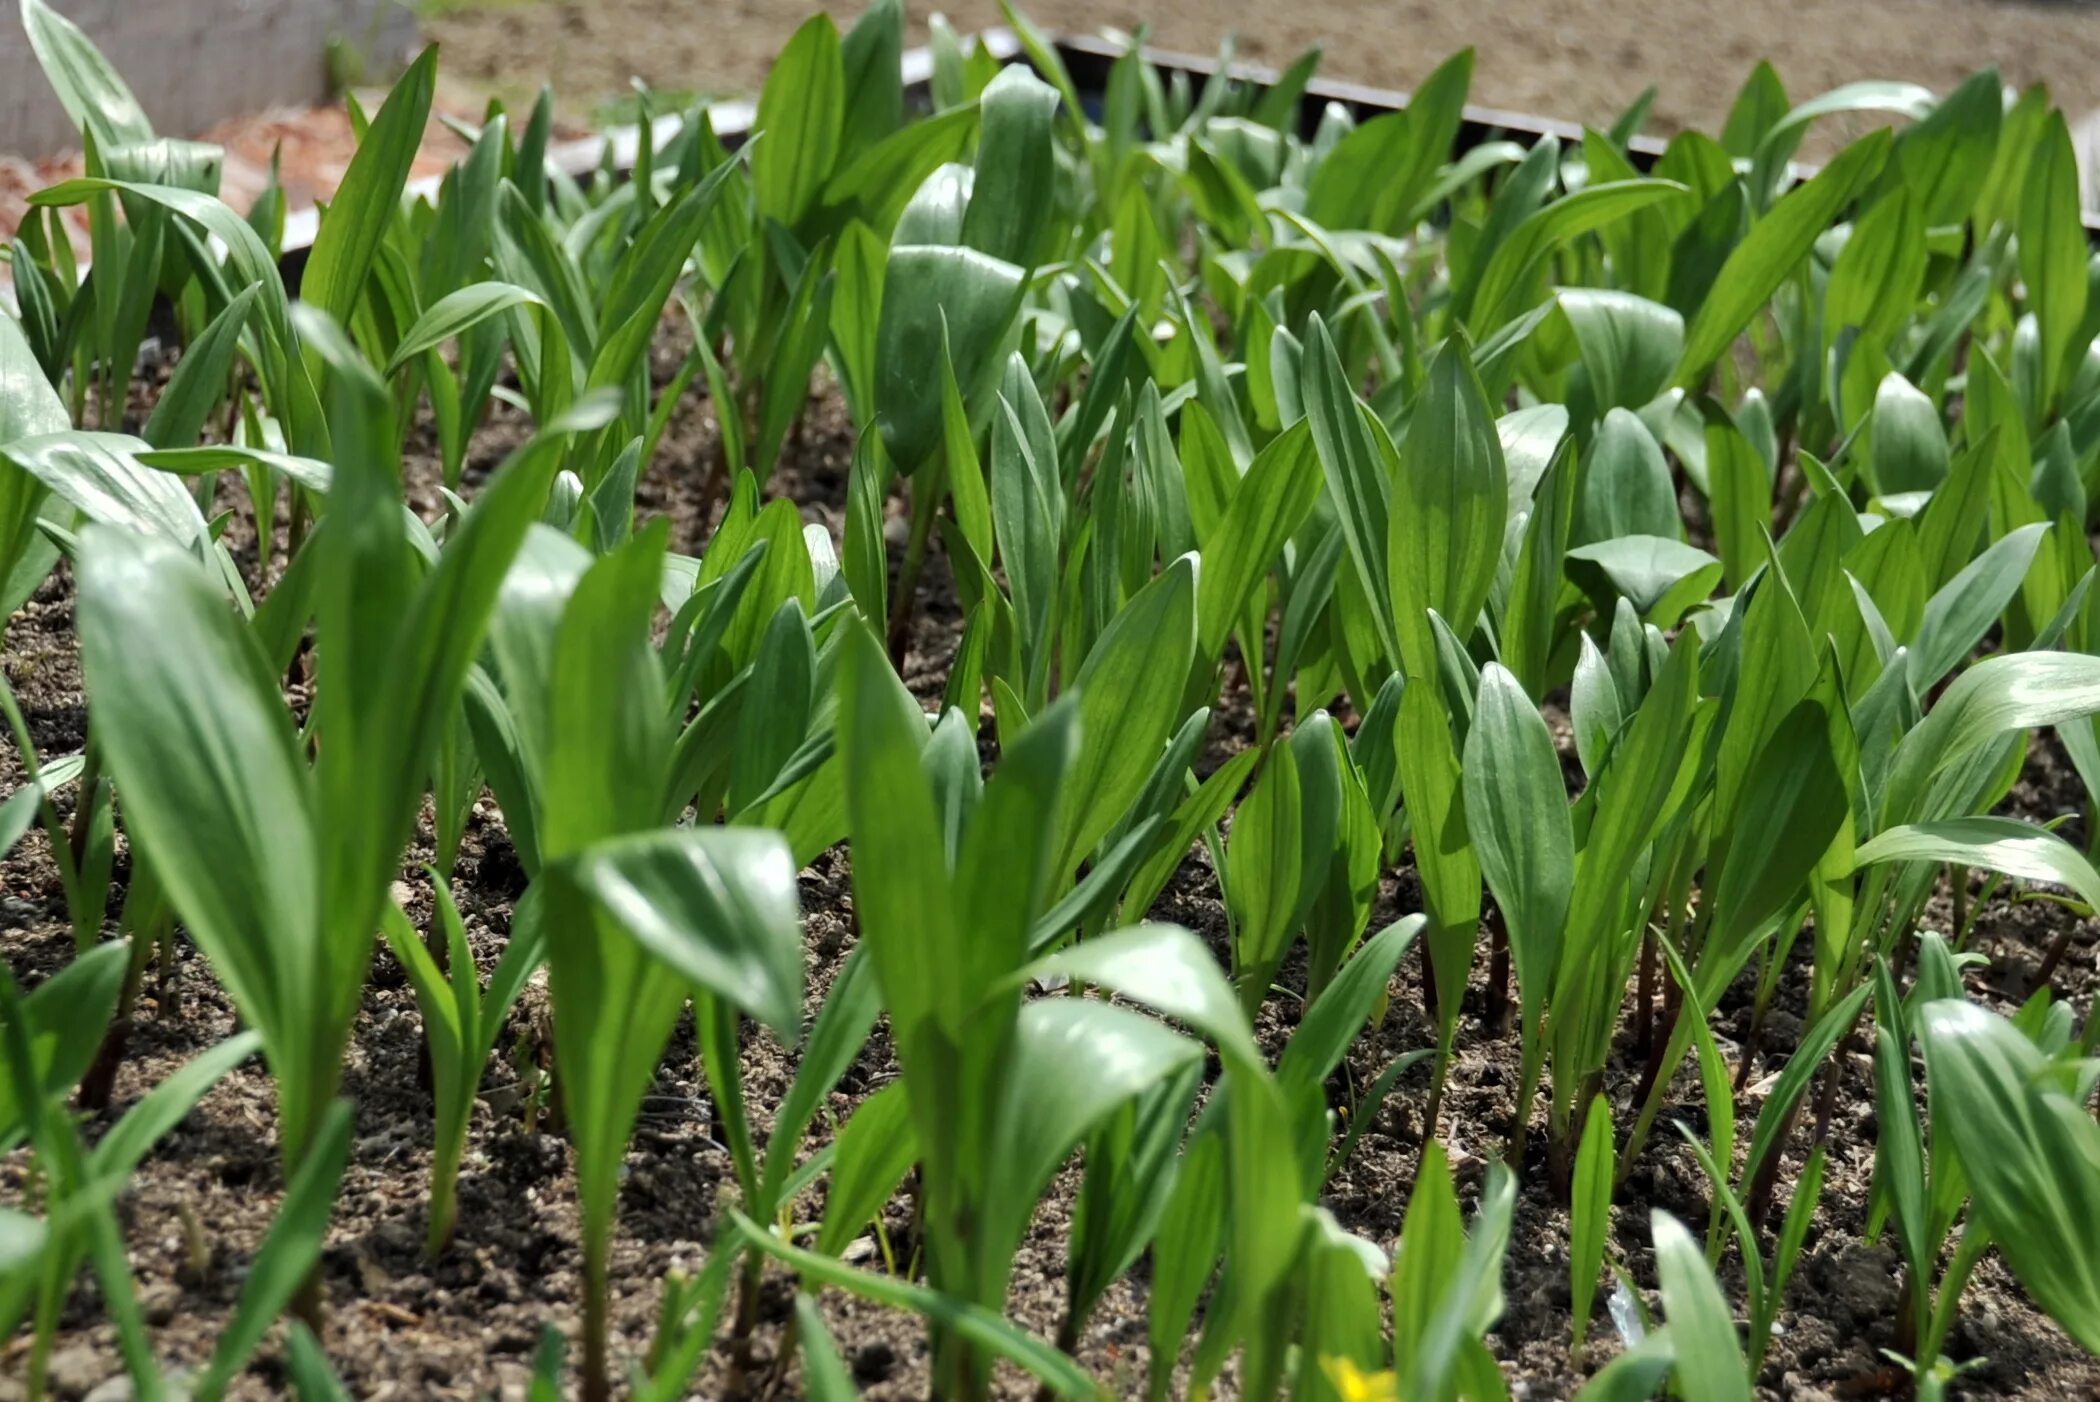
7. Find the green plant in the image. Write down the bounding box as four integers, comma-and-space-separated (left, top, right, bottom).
20, 0, 2100, 1394
827, 619, 1282, 1398
71, 333, 578, 1299
1915, 996, 2100, 1357
379, 877, 543, 1254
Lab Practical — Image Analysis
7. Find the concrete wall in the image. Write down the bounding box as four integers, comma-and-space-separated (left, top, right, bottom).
3, 0, 419, 156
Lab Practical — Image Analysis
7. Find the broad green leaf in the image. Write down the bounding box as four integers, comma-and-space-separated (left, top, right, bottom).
1676, 130, 1891, 385
2020, 112, 2088, 414
837, 0, 904, 160
1905, 521, 2047, 694
1869, 372, 1948, 495
1894, 68, 2001, 230
829, 220, 886, 424
1720, 61, 1790, 159
4, 431, 207, 549
1196, 421, 1319, 663
960, 65, 1059, 267
815, 1081, 918, 1256
876, 246, 1024, 472
1304, 314, 1398, 665
1395, 681, 1481, 1032
19, 0, 154, 148
1570, 1094, 1615, 1352
77, 526, 316, 1113
301, 48, 437, 325
838, 621, 954, 1045
1392, 1140, 1465, 1385
754, 15, 845, 227
1469, 179, 1686, 330
1713, 699, 1845, 957
1569, 633, 1622, 778
1306, 113, 1413, 233
1465, 664, 1574, 1011
755, 259, 838, 477
1748, 81, 1931, 204
1566, 536, 1722, 627
0, 942, 127, 1142
1917, 1001, 2100, 1353
1147, 1124, 1225, 1386
1051, 554, 1198, 882
1872, 1014, 1931, 1289
839, 433, 891, 631
557, 826, 804, 1037
1577, 408, 1678, 544
1882, 652, 2100, 826
1559, 291, 1683, 428
1824, 189, 1923, 346
1651, 1212, 1748, 1402
1499, 403, 1570, 511
386, 282, 544, 375
1389, 334, 1506, 679
991, 998, 1203, 1269
1856, 816, 2100, 912
1029, 923, 1260, 1073
0, 306, 68, 442
1502, 441, 1577, 698
991, 357, 1063, 678
1225, 741, 1303, 1003
826, 104, 979, 238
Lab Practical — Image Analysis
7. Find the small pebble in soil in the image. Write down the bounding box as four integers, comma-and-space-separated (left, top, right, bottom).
139, 1282, 179, 1326
44, 1344, 110, 1400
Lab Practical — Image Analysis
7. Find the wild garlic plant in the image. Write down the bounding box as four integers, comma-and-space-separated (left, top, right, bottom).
10, 0, 2100, 1396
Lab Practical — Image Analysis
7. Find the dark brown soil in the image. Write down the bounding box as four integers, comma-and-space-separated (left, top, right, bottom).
5, 323, 2100, 1401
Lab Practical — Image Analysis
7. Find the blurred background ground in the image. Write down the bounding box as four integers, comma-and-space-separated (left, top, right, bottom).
12, 0, 2100, 250
422, 0, 2100, 144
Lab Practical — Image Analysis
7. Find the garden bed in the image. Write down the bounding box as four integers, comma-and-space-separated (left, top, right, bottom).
9, 3, 2100, 1400
5, 325, 2098, 1398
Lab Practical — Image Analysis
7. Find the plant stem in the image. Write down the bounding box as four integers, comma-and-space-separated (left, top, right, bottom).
1919, 1220, 1991, 1372
582, 1236, 611, 1402
1417, 934, 1440, 1028
886, 463, 944, 667
77, 932, 149, 1112
1949, 864, 1968, 949
1486, 906, 1512, 1035
1511, 1013, 1544, 1168
1635, 925, 1655, 1057
1746, 1034, 1847, 1229
1733, 1006, 1765, 1095
2030, 917, 2076, 990
1423, 1037, 1451, 1147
